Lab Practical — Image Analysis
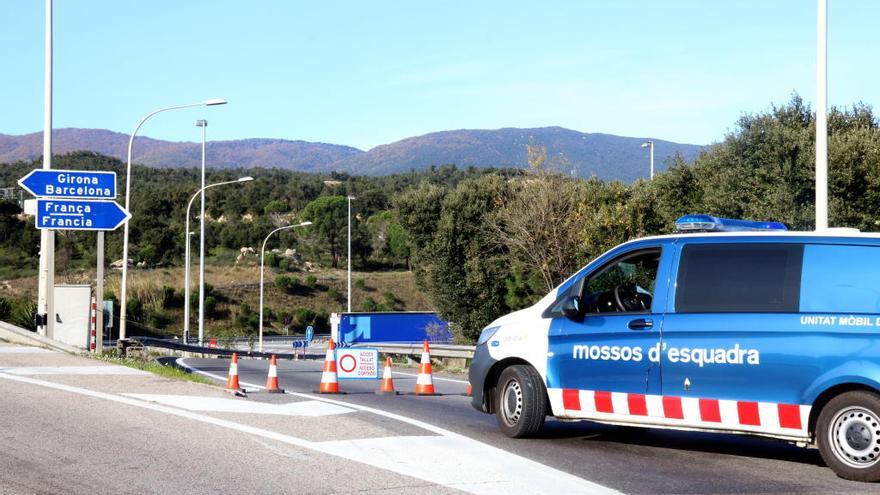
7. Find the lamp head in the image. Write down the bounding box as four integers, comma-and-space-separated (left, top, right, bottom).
238, 176, 254, 182
195, 119, 207, 127
205, 99, 228, 106
298, 221, 313, 227
641, 141, 652, 148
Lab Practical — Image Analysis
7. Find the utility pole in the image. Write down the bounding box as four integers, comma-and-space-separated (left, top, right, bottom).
815, 0, 829, 230
196, 120, 208, 346
37, 0, 55, 337
347, 195, 355, 313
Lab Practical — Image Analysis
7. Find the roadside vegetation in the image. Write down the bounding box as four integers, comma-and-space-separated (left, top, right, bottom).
95, 353, 216, 386
2, 95, 879, 342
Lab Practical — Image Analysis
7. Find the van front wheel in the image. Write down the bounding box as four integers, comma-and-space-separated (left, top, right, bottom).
495, 365, 547, 438
817, 391, 880, 481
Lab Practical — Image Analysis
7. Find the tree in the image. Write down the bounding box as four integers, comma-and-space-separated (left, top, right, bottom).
414, 175, 511, 342
489, 171, 585, 292
301, 195, 347, 268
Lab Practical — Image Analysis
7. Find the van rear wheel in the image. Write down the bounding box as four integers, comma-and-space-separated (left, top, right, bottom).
817, 391, 880, 481
495, 365, 547, 438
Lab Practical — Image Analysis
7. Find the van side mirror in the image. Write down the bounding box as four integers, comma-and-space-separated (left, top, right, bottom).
561, 296, 584, 321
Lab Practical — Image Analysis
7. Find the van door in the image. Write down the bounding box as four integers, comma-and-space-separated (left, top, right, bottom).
660, 241, 808, 435
546, 244, 672, 405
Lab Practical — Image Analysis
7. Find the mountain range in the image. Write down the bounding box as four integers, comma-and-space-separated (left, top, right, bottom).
0, 127, 703, 182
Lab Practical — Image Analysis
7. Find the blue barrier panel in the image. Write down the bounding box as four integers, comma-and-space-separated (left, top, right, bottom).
339, 312, 452, 344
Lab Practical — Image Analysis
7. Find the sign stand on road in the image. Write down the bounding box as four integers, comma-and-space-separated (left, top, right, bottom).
18, 167, 129, 348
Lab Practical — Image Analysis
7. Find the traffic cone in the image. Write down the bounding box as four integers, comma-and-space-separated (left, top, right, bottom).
316, 338, 341, 394
265, 355, 284, 393
414, 340, 437, 395
226, 353, 245, 395
466, 383, 473, 397
376, 357, 398, 395
209, 338, 218, 349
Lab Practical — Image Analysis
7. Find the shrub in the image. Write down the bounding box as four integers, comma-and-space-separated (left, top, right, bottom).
382, 292, 399, 309
361, 297, 378, 312
294, 308, 317, 326
327, 287, 340, 301
279, 258, 291, 271
274, 275, 292, 291
304, 275, 318, 288
354, 278, 366, 290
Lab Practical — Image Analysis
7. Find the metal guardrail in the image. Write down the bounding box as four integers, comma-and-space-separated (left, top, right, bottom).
352, 342, 475, 359
129, 336, 475, 361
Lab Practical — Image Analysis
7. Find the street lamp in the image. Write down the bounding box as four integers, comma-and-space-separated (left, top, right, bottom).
347, 195, 355, 313
119, 98, 227, 340
259, 221, 312, 352
641, 140, 654, 180
183, 176, 253, 344
195, 119, 208, 350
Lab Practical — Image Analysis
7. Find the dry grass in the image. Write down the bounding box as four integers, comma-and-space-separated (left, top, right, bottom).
1, 264, 433, 335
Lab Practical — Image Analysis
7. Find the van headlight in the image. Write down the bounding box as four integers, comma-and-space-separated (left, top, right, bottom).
477, 326, 500, 346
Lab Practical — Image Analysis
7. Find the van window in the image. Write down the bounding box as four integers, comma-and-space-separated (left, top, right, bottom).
676, 243, 802, 313
582, 249, 660, 314
801, 244, 880, 313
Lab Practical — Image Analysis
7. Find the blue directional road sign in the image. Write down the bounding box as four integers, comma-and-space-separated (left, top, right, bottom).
18, 169, 116, 199
35, 199, 130, 231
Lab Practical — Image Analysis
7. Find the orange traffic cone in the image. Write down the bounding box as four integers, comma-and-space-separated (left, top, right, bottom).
226, 353, 245, 395
466, 383, 473, 397
376, 357, 398, 395
414, 340, 438, 395
316, 338, 341, 394
265, 355, 284, 393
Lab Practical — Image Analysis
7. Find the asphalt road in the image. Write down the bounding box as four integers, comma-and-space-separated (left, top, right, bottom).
181, 356, 880, 495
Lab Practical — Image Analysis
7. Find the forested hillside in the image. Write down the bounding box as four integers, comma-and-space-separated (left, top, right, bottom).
2, 97, 879, 342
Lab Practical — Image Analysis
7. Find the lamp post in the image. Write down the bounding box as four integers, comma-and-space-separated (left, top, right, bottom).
259, 221, 312, 352
815, 0, 828, 230
641, 140, 654, 180
346, 195, 355, 313
183, 177, 253, 344
119, 98, 227, 340
195, 119, 208, 348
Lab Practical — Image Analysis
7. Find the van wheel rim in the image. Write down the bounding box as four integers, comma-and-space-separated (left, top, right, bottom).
501, 379, 523, 426
830, 407, 880, 468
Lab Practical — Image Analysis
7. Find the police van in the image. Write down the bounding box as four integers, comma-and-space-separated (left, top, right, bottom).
469, 214, 880, 481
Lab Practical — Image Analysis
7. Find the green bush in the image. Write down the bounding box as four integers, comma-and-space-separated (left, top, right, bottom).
361, 297, 378, 312
0, 297, 10, 320
294, 308, 317, 326
327, 287, 340, 301
304, 275, 318, 288
382, 292, 399, 308
279, 258, 291, 271
265, 252, 279, 268
354, 278, 366, 290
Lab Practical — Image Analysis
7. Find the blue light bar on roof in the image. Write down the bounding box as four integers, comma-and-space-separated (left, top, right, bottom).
675, 214, 788, 233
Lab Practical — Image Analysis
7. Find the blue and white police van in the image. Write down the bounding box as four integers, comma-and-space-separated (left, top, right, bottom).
469, 214, 880, 481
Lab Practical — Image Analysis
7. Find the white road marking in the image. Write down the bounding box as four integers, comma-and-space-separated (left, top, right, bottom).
124, 394, 354, 416
0, 365, 147, 376
394, 370, 470, 385
178, 358, 621, 494
0, 346, 53, 354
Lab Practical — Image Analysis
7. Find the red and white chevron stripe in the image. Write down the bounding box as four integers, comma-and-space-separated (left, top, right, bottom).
547, 388, 811, 440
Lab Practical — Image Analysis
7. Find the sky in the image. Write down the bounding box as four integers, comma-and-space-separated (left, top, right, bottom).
1, 1, 878, 150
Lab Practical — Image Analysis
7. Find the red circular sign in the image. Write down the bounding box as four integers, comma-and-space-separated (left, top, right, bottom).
339, 354, 357, 373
